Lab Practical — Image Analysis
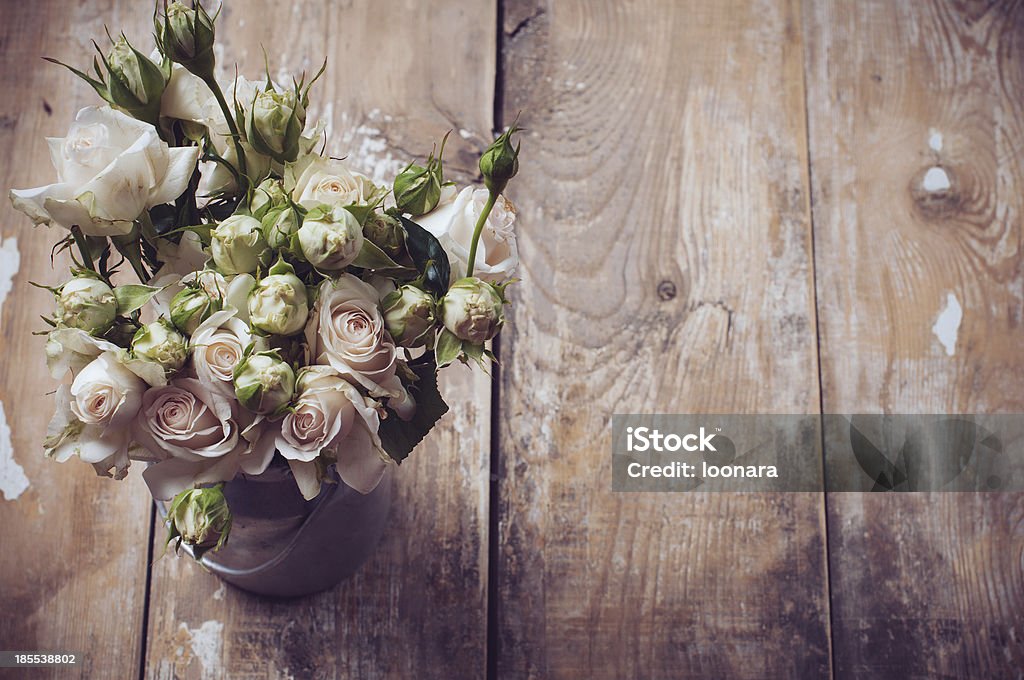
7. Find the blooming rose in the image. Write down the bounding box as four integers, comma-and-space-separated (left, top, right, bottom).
290, 156, 379, 209
10, 106, 199, 236
304, 274, 403, 399
44, 351, 147, 479
277, 366, 389, 498
189, 308, 264, 397
44, 327, 167, 387
135, 377, 274, 499
416, 185, 519, 282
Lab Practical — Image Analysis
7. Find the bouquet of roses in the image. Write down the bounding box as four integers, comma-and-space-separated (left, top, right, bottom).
9, 2, 521, 558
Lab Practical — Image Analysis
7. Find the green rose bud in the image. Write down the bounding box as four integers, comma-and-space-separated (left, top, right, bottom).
155, 1, 217, 80
260, 204, 300, 250
56, 277, 118, 335
166, 485, 231, 559
245, 88, 305, 164
250, 177, 288, 221
102, 37, 169, 125
211, 214, 267, 274
131, 319, 188, 372
382, 285, 437, 348
440, 276, 505, 344
248, 262, 309, 336
169, 285, 217, 335
362, 212, 405, 259
393, 132, 449, 216
479, 122, 522, 193
297, 205, 363, 271
233, 350, 295, 415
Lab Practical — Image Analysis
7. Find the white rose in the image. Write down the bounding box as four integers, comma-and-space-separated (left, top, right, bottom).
43, 351, 147, 478
290, 156, 379, 209
44, 327, 167, 387
45, 328, 119, 379
304, 274, 402, 399
189, 308, 264, 397
10, 106, 199, 236
416, 185, 519, 282
135, 377, 275, 499
277, 366, 389, 498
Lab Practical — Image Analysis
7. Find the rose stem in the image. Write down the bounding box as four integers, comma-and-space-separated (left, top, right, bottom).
465, 190, 498, 278
202, 76, 249, 188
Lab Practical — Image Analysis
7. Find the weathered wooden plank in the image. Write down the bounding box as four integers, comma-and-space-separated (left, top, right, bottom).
142, 2, 496, 679
0, 2, 155, 679
497, 1, 831, 677
804, 1, 1024, 676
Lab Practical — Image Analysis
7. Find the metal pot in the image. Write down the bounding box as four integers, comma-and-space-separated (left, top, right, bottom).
173, 460, 392, 598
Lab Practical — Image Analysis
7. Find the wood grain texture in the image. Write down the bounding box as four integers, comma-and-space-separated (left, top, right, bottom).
0, 2, 155, 678
804, 0, 1024, 677
497, 0, 831, 677
142, 2, 496, 679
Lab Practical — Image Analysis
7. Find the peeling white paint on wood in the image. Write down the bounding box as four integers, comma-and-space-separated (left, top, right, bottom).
0, 402, 29, 501
923, 166, 951, 192
928, 129, 943, 152
932, 293, 962, 356
0, 237, 18, 316
183, 620, 224, 678
0, 238, 27, 501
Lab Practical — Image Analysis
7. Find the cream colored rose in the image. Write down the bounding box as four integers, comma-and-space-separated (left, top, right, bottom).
291, 156, 379, 209
416, 185, 519, 282
44, 351, 147, 479
276, 366, 389, 498
135, 377, 274, 499
189, 308, 265, 397
304, 274, 402, 399
9, 106, 199, 236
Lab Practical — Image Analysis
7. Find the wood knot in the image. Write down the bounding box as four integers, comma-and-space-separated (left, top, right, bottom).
910, 165, 962, 219
656, 280, 677, 301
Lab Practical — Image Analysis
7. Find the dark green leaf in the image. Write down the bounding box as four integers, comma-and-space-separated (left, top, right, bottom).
398, 215, 450, 297
377, 355, 449, 463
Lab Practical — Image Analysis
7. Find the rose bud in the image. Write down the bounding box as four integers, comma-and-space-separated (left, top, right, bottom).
393, 132, 449, 216
440, 276, 505, 344
56, 276, 118, 335
250, 177, 288, 221
297, 205, 363, 271
245, 88, 305, 164
382, 285, 437, 348
362, 211, 406, 259
101, 37, 169, 126
260, 204, 300, 250
233, 350, 295, 415
248, 261, 309, 336
155, 1, 217, 80
211, 214, 268, 274
166, 485, 232, 559
479, 121, 522, 194
170, 285, 219, 336
131, 319, 188, 373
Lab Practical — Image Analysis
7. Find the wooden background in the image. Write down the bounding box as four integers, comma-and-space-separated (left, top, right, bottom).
1, 0, 1023, 678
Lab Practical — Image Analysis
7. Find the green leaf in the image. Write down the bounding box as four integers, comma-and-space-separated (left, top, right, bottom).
114, 284, 162, 316
435, 328, 462, 368
343, 203, 377, 226
399, 215, 451, 297
377, 355, 449, 463
351, 239, 412, 273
